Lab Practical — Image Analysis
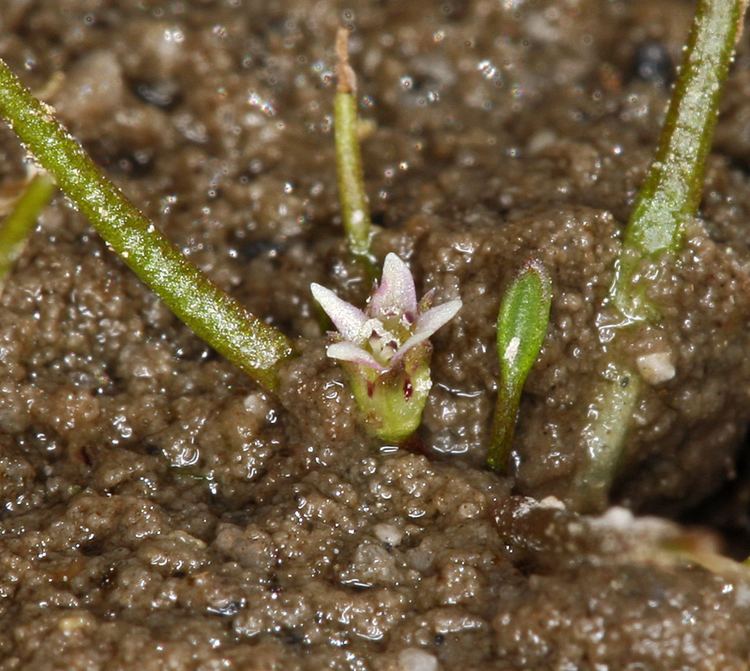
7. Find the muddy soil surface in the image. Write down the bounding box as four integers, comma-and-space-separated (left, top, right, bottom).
2, 0, 750, 668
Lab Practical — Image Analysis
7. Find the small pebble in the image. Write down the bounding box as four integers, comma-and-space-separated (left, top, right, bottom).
636, 352, 676, 385
538, 496, 565, 510
243, 392, 269, 416
373, 523, 403, 547
58, 613, 92, 634
398, 648, 439, 671
457, 503, 478, 519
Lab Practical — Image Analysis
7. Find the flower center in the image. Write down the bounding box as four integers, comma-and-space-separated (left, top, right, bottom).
359, 318, 405, 366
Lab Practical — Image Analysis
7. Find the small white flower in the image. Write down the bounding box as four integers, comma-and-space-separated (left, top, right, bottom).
311, 253, 461, 372
310, 253, 462, 443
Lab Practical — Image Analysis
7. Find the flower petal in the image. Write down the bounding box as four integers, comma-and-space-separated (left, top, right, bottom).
393, 299, 462, 361
327, 341, 387, 371
311, 283, 368, 342
369, 253, 417, 320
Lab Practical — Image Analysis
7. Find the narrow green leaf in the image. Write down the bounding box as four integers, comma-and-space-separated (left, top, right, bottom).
334, 27, 373, 261
0, 58, 294, 390
487, 260, 552, 472
0, 172, 54, 291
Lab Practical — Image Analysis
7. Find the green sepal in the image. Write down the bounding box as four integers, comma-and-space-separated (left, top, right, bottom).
344, 342, 432, 444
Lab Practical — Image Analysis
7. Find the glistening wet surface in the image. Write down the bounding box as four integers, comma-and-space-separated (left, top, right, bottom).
2, 0, 750, 668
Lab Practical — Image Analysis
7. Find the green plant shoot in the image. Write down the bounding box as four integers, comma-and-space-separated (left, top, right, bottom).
575, 0, 747, 510
0, 58, 293, 390
487, 260, 552, 473
334, 27, 373, 260
611, 0, 747, 321
576, 364, 641, 507
0, 172, 54, 292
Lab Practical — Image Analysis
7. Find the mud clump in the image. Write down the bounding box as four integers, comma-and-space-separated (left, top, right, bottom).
2, 0, 750, 668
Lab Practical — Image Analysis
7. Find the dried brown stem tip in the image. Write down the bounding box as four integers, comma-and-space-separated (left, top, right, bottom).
336, 27, 357, 94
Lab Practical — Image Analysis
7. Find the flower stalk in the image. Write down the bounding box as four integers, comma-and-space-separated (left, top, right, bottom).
334, 27, 373, 262
0, 58, 293, 390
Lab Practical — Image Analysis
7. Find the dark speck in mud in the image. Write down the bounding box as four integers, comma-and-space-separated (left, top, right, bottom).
239, 238, 284, 261
111, 151, 155, 178
631, 40, 675, 87
132, 79, 182, 110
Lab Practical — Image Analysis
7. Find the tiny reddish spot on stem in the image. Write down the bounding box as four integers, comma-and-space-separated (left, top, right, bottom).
403, 377, 413, 400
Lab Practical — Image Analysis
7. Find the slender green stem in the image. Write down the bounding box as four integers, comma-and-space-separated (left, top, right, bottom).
334, 28, 373, 261
575, 0, 746, 510
0, 59, 293, 390
487, 384, 523, 473
575, 365, 640, 509
0, 173, 54, 288
612, 0, 745, 320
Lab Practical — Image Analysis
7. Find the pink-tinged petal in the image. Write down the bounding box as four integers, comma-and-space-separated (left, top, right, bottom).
393, 299, 462, 361
327, 341, 387, 372
369, 253, 417, 320
311, 283, 367, 342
